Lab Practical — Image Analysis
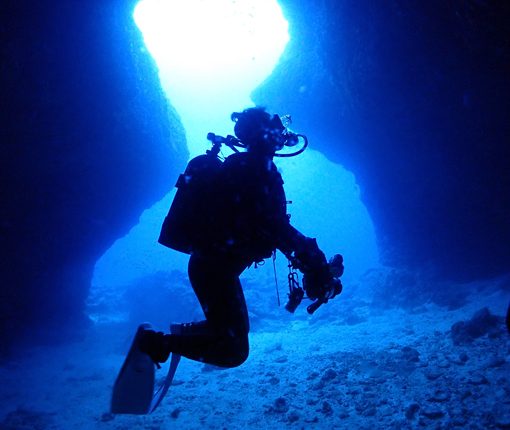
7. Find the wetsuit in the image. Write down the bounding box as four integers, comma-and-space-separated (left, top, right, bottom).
144, 151, 329, 367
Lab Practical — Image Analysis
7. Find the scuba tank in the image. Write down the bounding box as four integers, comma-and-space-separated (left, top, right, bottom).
158, 142, 223, 254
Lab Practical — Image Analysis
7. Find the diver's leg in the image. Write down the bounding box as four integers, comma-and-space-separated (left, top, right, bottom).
141, 253, 250, 368
171, 253, 249, 367
187, 253, 250, 335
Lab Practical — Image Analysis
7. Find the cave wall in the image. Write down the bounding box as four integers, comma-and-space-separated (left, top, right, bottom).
2, 0, 509, 352
257, 0, 510, 281
0, 0, 186, 349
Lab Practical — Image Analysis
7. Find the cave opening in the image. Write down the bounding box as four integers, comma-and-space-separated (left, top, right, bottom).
87, 0, 379, 325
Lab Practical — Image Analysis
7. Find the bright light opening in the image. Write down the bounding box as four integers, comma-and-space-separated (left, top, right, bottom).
88, 0, 380, 324
133, 0, 289, 156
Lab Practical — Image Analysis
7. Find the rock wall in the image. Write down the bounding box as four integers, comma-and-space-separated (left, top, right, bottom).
256, 0, 510, 281
0, 0, 186, 349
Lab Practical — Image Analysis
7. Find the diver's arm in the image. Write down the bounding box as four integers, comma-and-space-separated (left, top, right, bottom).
276, 224, 328, 274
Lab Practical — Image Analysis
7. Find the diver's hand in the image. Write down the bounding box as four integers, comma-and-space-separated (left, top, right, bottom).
302, 267, 331, 300
323, 277, 343, 300
303, 254, 344, 314
303, 274, 342, 301
293, 238, 328, 274
329, 254, 344, 278
305, 277, 343, 314
303, 254, 344, 299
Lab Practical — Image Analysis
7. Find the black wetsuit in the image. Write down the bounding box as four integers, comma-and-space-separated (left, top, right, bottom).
156, 151, 326, 367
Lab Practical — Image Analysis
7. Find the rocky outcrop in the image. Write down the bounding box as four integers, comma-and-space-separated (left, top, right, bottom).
0, 0, 186, 349
257, 0, 510, 281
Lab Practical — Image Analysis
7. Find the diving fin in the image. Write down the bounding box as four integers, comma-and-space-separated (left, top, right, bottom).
111, 323, 155, 414
111, 323, 181, 415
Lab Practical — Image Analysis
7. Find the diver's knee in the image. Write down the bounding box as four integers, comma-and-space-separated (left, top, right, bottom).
223, 334, 249, 368
231, 341, 249, 367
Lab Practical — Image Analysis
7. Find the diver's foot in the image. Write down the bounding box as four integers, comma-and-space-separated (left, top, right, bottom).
138, 328, 171, 364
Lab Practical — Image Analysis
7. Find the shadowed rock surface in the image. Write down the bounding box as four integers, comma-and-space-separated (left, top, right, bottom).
0, 0, 186, 349
257, 0, 510, 281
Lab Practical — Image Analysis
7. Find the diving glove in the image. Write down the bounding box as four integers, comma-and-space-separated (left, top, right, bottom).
303, 254, 344, 301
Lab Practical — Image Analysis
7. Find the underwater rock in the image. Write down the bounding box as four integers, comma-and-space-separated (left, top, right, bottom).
307, 371, 320, 380
449, 408, 468, 427
287, 411, 300, 423
507, 302, 510, 333
451, 307, 503, 345
468, 374, 489, 386
383, 347, 421, 377
494, 409, 510, 429
337, 408, 350, 419
274, 398, 290, 414
427, 390, 451, 403
405, 402, 420, 420
313, 368, 339, 390
264, 343, 283, 354
354, 399, 378, 418
360, 405, 377, 417
0, 408, 56, 430
99, 412, 114, 422
306, 398, 319, 406
320, 401, 333, 416
424, 369, 443, 381
170, 408, 182, 419
267, 375, 280, 385
420, 407, 445, 420
304, 416, 320, 424
321, 368, 338, 382
485, 356, 506, 369
450, 351, 469, 365
400, 346, 420, 363
270, 397, 289, 414
460, 389, 473, 401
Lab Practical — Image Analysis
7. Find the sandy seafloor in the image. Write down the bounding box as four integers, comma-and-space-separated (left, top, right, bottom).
1, 287, 509, 430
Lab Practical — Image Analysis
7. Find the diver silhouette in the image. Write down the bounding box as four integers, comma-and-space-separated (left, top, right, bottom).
140, 107, 343, 368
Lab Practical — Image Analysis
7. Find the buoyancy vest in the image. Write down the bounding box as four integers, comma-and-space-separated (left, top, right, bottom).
158, 151, 288, 260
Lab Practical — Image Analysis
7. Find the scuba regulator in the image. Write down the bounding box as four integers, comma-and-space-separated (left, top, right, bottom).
213, 108, 310, 157
206, 124, 308, 159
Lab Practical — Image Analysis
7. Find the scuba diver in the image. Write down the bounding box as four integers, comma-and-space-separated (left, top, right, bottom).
139, 107, 344, 368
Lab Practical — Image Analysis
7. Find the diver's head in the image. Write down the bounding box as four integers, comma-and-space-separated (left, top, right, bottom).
231, 107, 286, 156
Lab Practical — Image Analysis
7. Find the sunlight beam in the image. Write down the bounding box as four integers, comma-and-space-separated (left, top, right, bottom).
133, 0, 290, 156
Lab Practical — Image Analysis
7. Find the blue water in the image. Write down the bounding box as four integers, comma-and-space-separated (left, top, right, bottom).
1, 1, 509, 429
